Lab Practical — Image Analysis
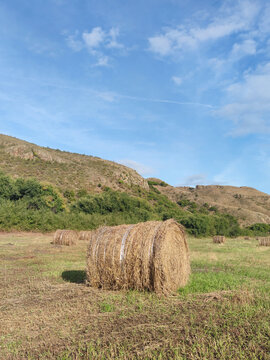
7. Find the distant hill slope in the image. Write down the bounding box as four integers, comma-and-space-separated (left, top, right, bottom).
1, 134, 270, 226
0, 134, 149, 192
151, 182, 270, 226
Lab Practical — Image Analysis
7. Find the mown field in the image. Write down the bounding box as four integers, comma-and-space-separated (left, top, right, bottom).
0, 233, 269, 360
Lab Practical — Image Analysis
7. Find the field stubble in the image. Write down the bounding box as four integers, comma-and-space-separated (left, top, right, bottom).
0, 233, 269, 360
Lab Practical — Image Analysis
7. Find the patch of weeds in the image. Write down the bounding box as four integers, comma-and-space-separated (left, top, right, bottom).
99, 301, 115, 313
179, 271, 245, 296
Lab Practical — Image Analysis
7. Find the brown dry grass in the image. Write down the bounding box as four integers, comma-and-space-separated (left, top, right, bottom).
156, 183, 270, 226
0, 233, 269, 359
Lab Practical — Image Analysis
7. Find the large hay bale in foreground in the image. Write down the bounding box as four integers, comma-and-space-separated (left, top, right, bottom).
79, 231, 92, 241
213, 236, 226, 244
86, 219, 190, 295
53, 230, 78, 246
259, 237, 270, 246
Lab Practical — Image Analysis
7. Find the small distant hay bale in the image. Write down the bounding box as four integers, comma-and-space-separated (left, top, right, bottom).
244, 236, 250, 240
86, 219, 190, 295
53, 230, 78, 246
259, 237, 270, 246
79, 231, 92, 241
213, 236, 226, 244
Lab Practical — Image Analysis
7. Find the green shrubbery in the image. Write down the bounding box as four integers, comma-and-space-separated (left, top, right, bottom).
180, 213, 241, 237
147, 180, 168, 187
245, 223, 270, 236
0, 173, 64, 212
0, 171, 265, 237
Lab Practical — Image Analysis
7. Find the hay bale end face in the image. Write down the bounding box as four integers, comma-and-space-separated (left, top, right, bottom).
259, 237, 270, 246
53, 230, 78, 246
213, 236, 226, 244
86, 219, 190, 295
79, 231, 92, 241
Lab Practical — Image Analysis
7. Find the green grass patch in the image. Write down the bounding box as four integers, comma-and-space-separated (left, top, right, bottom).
99, 301, 115, 313
179, 271, 244, 295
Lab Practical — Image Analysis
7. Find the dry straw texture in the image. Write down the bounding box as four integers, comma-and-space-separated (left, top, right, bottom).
53, 230, 78, 246
259, 237, 270, 246
86, 219, 190, 295
213, 236, 226, 244
79, 231, 92, 241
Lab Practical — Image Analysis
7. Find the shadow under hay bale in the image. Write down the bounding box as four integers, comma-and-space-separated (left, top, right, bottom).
79, 231, 92, 241
213, 236, 226, 244
62, 270, 86, 284
259, 237, 270, 246
53, 230, 78, 246
86, 219, 190, 296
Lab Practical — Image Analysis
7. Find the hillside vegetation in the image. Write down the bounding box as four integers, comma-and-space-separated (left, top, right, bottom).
0, 134, 148, 192
1, 171, 270, 237
149, 181, 270, 226
0, 134, 270, 236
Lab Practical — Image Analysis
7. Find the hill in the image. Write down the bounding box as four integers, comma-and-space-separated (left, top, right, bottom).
0, 134, 270, 228
0, 134, 148, 192
150, 182, 270, 226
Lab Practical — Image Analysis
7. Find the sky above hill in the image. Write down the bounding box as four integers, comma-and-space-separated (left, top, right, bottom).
0, 0, 270, 193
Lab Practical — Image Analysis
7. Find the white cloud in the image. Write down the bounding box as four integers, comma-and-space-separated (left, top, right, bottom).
148, 35, 172, 56
172, 76, 182, 86
93, 55, 110, 67
82, 27, 105, 49
258, 4, 270, 35
148, 0, 260, 56
118, 159, 154, 176
107, 28, 123, 49
66, 27, 124, 67
230, 39, 257, 59
216, 62, 270, 135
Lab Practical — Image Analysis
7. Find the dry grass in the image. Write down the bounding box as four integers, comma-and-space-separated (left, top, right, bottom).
0, 233, 269, 359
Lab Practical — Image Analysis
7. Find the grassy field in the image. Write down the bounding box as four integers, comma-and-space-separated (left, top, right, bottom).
0, 233, 269, 360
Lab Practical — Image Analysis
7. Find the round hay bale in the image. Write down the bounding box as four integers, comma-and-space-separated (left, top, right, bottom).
79, 231, 92, 241
53, 230, 78, 246
213, 236, 226, 244
259, 237, 270, 246
86, 219, 190, 295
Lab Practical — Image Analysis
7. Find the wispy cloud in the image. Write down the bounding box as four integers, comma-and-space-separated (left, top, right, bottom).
116, 94, 214, 108
230, 39, 257, 60
172, 76, 182, 86
178, 173, 207, 186
65, 26, 123, 66
148, 1, 260, 57
215, 62, 270, 135
1, 75, 213, 109
65, 31, 84, 52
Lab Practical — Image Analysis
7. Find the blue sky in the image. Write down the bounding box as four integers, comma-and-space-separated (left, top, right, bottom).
0, 0, 270, 193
